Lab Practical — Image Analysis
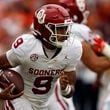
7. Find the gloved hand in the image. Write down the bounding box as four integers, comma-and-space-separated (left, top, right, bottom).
92, 34, 105, 53
92, 34, 110, 59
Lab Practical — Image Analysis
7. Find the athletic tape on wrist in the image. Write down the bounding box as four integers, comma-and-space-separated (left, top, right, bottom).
61, 84, 72, 96
102, 43, 110, 59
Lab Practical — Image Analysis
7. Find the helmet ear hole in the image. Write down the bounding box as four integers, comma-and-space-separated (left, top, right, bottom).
50, 36, 56, 42
48, 24, 55, 33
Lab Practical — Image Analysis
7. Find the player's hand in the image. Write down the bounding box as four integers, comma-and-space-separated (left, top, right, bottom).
92, 34, 110, 59
92, 34, 105, 53
59, 74, 69, 90
0, 83, 23, 100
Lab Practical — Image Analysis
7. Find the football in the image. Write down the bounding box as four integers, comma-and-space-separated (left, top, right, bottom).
0, 69, 24, 95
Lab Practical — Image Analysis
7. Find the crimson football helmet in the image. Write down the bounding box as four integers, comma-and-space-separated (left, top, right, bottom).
59, 0, 90, 24
33, 4, 73, 48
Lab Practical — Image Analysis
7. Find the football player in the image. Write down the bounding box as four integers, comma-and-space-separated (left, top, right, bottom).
0, 4, 82, 110
50, 0, 110, 110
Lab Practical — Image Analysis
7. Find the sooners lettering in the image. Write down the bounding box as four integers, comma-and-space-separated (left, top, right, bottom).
29, 68, 62, 76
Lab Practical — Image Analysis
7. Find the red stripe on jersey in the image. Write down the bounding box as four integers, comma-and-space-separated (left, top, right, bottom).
4, 100, 15, 110
55, 85, 68, 110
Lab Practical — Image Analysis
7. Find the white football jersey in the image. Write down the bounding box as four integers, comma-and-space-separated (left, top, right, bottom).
6, 33, 82, 108
70, 23, 97, 84
70, 23, 94, 44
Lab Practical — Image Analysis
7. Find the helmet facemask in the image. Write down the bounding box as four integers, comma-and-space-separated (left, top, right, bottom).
45, 21, 73, 48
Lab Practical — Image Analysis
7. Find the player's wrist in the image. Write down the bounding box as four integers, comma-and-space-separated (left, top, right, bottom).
61, 84, 71, 95
61, 84, 75, 98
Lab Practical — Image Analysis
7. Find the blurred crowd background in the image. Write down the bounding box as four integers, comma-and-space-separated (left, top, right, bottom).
0, 0, 110, 110
0, 0, 110, 51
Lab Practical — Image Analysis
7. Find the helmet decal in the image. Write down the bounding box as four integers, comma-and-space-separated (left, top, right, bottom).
76, 0, 86, 12
36, 9, 46, 24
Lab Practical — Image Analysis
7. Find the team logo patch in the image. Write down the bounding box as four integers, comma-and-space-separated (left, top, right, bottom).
64, 55, 70, 60
30, 54, 38, 61
36, 9, 46, 24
